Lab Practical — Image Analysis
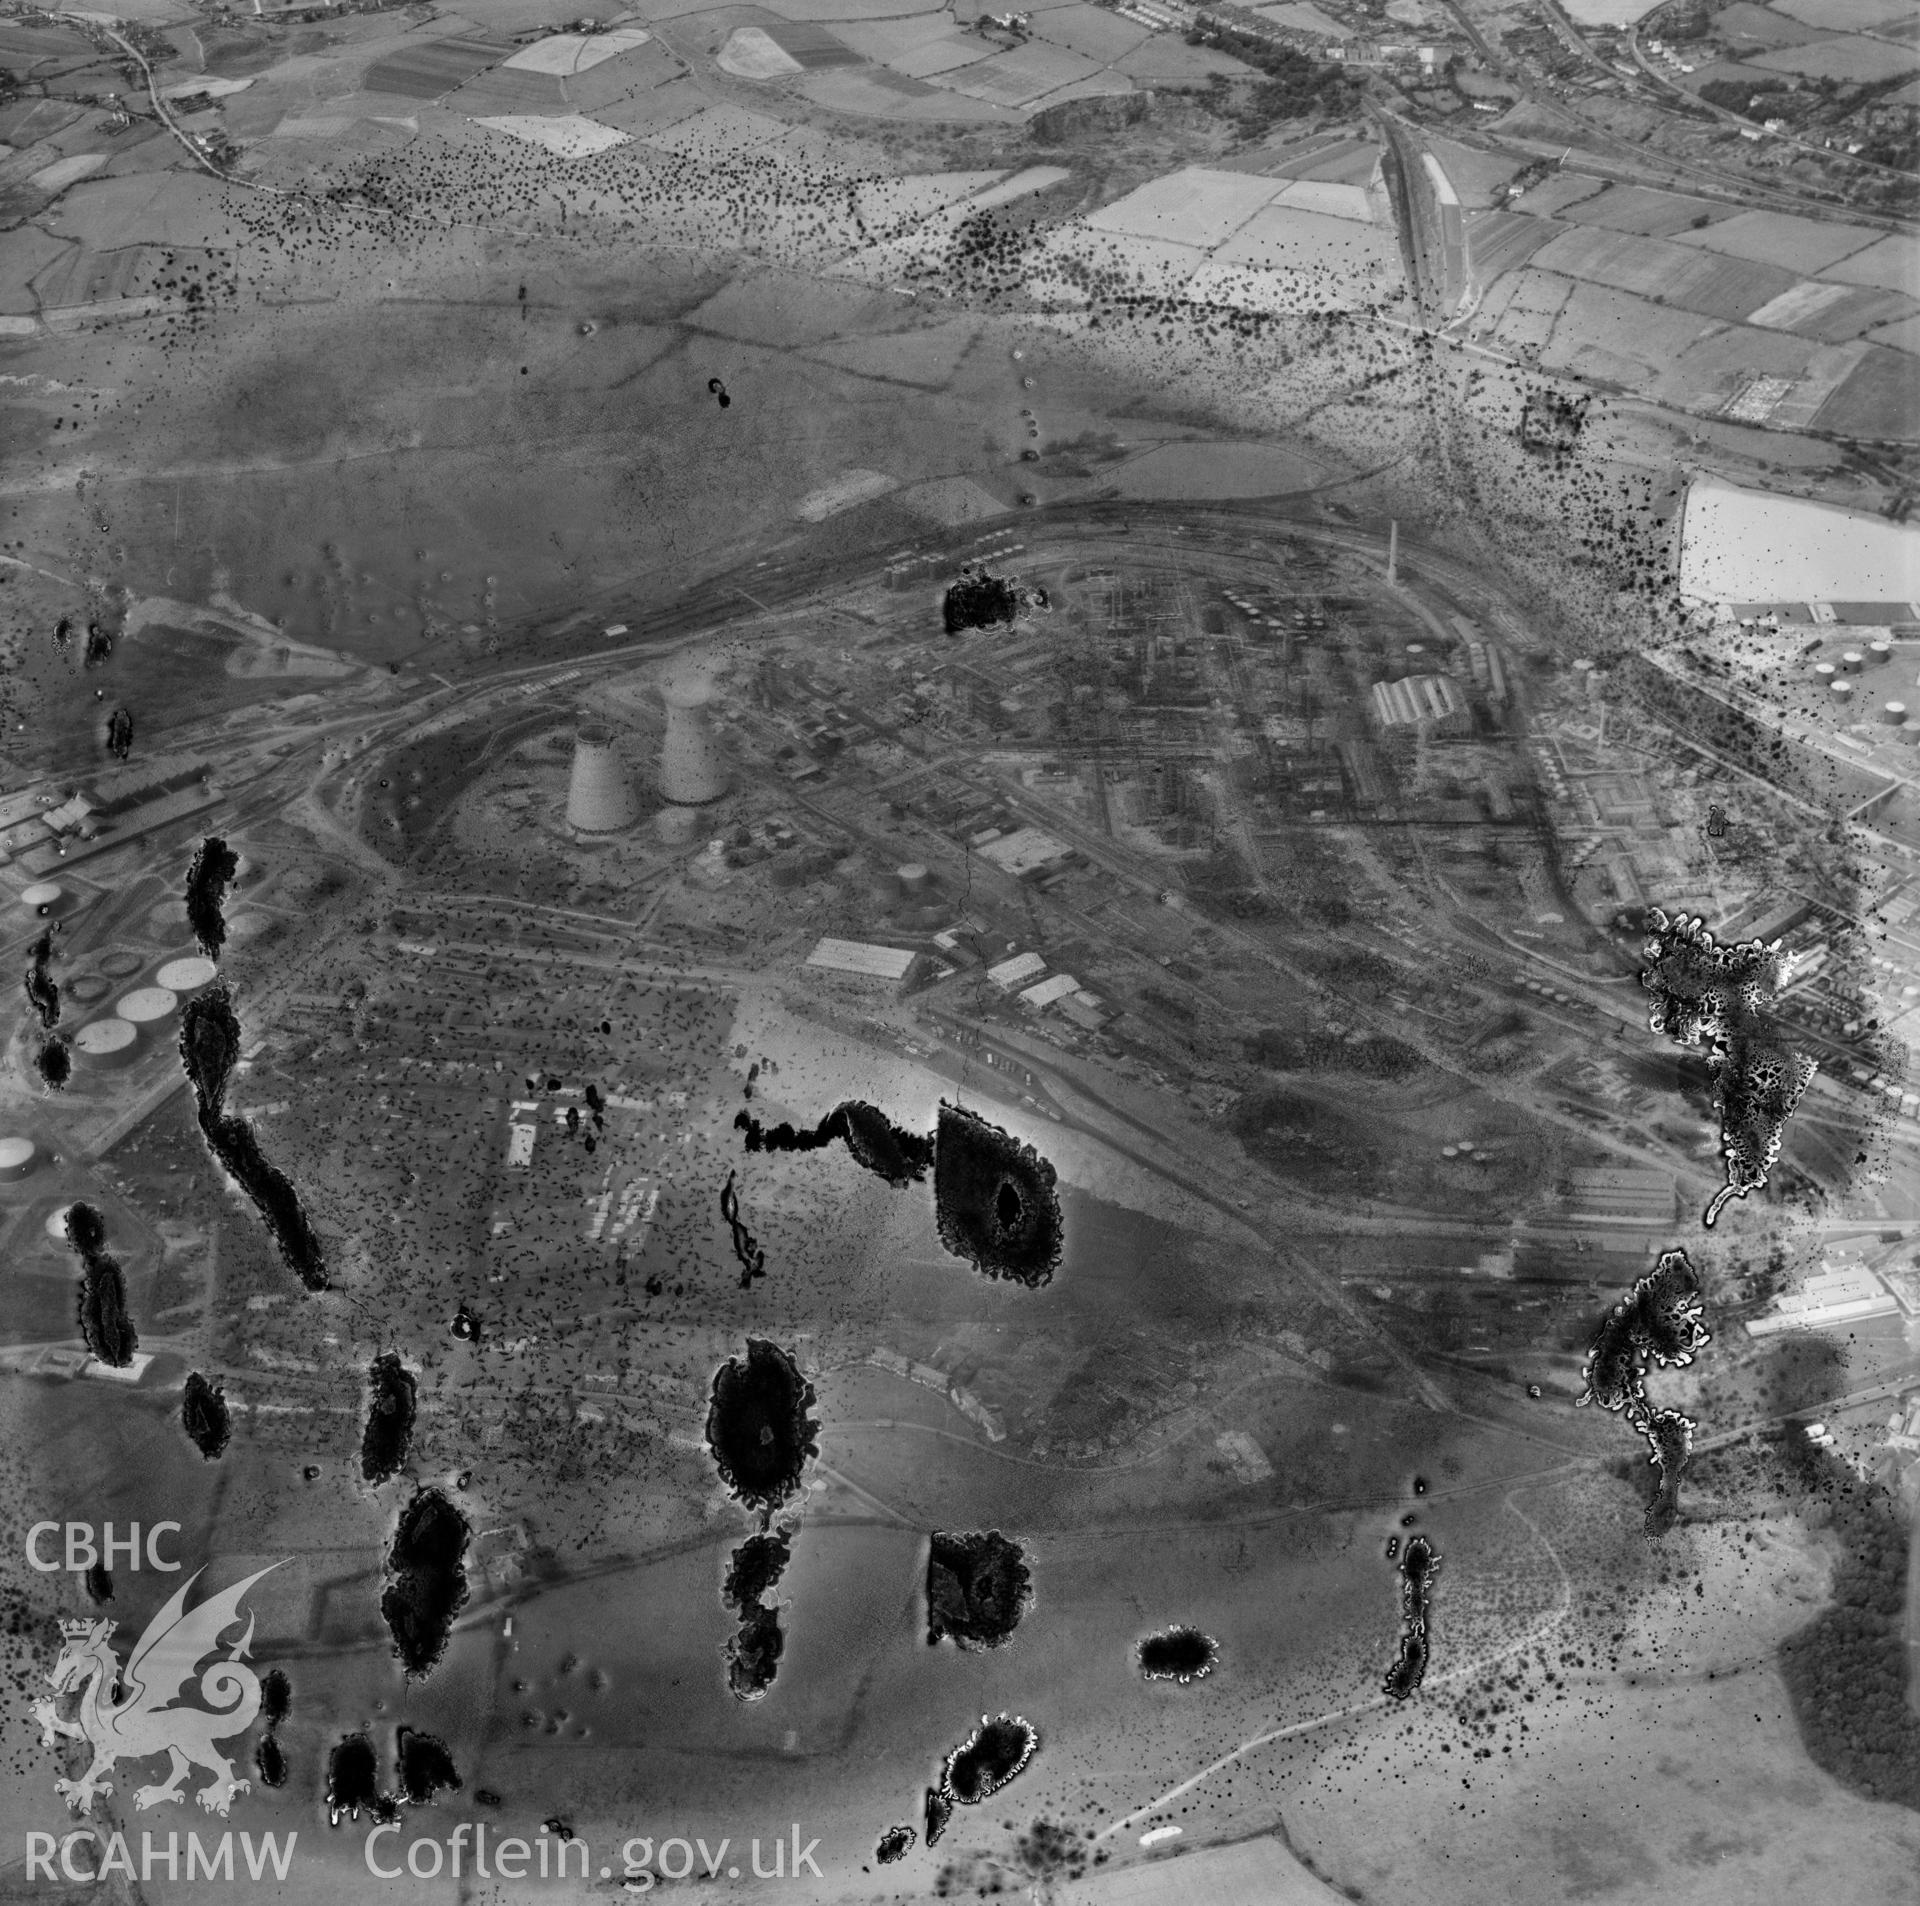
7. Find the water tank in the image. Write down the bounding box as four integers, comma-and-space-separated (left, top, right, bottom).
566, 724, 640, 834
156, 956, 218, 993
73, 1019, 138, 1068
898, 863, 931, 897
116, 986, 179, 1027
658, 673, 728, 806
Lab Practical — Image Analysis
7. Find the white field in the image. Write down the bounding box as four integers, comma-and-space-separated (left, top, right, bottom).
1087, 167, 1293, 247
1679, 474, 1920, 603
717, 27, 803, 77
503, 25, 652, 72
1557, 0, 1665, 20
474, 113, 629, 154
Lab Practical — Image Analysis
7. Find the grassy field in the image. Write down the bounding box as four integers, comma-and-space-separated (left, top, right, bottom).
1672, 207, 1887, 274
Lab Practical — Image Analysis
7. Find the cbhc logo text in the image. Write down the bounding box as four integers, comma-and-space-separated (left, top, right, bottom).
27, 1524, 183, 1573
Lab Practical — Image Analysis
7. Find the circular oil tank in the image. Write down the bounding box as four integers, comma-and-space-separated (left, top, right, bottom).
74, 1018, 138, 1067
1869, 640, 1893, 666
19, 882, 71, 918
0, 1136, 37, 1181
1813, 662, 1836, 683
897, 863, 931, 896
156, 955, 217, 993
66, 974, 110, 1007
116, 986, 178, 1027
1830, 679, 1855, 701
1902, 720, 1920, 747
99, 949, 143, 979
1883, 701, 1908, 726
1841, 651, 1865, 673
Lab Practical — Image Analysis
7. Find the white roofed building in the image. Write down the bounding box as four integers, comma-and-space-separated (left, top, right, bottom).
1370, 673, 1470, 735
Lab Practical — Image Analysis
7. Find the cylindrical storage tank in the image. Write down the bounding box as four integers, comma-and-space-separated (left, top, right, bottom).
1882, 701, 1908, 726
1901, 720, 1920, 747
19, 882, 72, 919
115, 986, 178, 1028
1841, 650, 1865, 673
1831, 679, 1854, 701
1813, 662, 1837, 685
156, 955, 218, 993
566, 723, 640, 833
0, 1136, 37, 1181
897, 862, 931, 897
72, 1018, 138, 1069
1868, 640, 1892, 666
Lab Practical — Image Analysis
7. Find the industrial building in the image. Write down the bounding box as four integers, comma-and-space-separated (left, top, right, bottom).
1562, 1166, 1678, 1226
804, 938, 919, 983
1745, 1263, 1902, 1337
1370, 673, 1470, 735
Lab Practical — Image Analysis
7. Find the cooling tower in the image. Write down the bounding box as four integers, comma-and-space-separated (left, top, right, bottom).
658, 675, 728, 807
566, 724, 640, 834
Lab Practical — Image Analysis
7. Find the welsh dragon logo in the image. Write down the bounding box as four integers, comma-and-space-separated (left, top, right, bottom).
34, 1562, 283, 1818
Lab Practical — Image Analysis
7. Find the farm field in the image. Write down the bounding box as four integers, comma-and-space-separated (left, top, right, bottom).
1464, 209, 1559, 284
1087, 167, 1300, 247
1555, 183, 1730, 235
1513, 169, 1613, 216
1749, 34, 1920, 78
1540, 282, 1724, 390
1530, 224, 1797, 321
1772, 0, 1913, 24
1711, 1, 1830, 48
1811, 345, 1920, 440
1671, 208, 1886, 274
1746, 280, 1919, 343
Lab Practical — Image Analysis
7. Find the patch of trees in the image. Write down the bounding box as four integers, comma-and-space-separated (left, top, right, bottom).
1774, 1432, 1920, 1810
1186, 19, 1365, 124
